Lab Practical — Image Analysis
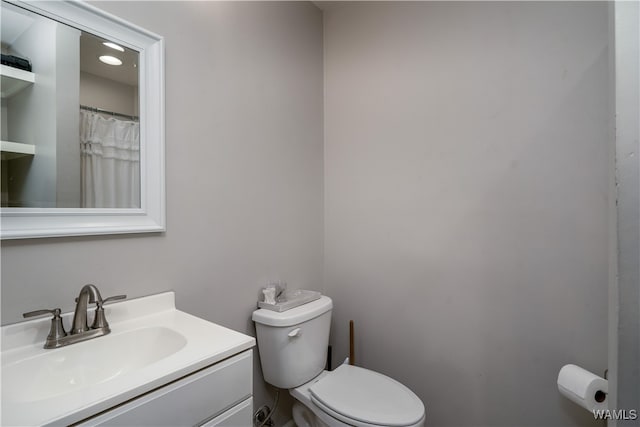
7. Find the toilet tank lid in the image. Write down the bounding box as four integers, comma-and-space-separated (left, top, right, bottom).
252, 295, 332, 327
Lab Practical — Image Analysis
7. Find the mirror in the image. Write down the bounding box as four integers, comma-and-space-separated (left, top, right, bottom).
0, 0, 165, 239
2, 4, 141, 209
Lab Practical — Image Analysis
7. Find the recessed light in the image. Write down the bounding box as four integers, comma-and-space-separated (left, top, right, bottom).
99, 55, 122, 66
103, 41, 125, 52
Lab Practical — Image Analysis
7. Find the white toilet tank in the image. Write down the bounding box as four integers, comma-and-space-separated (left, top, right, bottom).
252, 296, 332, 389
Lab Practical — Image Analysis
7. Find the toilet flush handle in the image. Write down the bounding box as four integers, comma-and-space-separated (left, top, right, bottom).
288, 328, 302, 338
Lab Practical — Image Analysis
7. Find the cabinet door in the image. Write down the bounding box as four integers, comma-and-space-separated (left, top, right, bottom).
200, 397, 252, 427
77, 350, 252, 427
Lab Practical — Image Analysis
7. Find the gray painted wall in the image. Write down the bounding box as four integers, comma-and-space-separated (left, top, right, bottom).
1, 2, 622, 426
323, 2, 610, 426
614, 1, 640, 422
0, 2, 324, 423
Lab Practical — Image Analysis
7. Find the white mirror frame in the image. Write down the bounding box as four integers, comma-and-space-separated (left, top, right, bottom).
0, 0, 165, 239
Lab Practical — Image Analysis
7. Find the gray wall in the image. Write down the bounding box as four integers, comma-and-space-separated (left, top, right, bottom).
1, 2, 619, 426
0, 1, 324, 423
613, 1, 640, 422
323, 2, 610, 426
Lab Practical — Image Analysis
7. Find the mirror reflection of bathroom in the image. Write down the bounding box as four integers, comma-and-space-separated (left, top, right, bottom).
0, 2, 140, 209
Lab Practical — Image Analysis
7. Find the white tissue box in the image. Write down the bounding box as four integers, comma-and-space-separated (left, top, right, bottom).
258, 289, 321, 312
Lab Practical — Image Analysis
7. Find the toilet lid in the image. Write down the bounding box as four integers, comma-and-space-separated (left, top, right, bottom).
309, 364, 425, 427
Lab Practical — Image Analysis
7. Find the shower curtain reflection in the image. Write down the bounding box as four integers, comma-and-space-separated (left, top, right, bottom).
80, 110, 140, 208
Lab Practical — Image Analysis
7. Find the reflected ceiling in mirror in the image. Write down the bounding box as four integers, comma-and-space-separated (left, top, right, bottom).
81, 32, 138, 88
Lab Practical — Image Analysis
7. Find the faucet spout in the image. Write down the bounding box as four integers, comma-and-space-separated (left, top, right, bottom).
71, 284, 103, 334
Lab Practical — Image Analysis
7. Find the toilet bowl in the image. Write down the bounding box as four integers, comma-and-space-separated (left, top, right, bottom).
252, 295, 426, 427
290, 366, 425, 427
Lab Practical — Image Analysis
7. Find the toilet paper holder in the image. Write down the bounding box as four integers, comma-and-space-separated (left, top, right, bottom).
557, 364, 609, 412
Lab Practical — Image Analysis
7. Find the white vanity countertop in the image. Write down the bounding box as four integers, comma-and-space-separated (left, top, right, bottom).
1, 292, 255, 426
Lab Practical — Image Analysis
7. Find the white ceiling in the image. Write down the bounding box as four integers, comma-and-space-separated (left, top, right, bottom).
79, 32, 138, 87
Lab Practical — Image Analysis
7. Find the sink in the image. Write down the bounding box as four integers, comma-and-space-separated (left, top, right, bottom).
1, 292, 256, 426
3, 326, 187, 403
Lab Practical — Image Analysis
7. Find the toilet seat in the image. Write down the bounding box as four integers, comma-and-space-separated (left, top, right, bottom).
309, 364, 425, 427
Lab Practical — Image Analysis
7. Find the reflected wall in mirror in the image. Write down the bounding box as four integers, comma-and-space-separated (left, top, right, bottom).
1, 2, 141, 209
0, 0, 165, 239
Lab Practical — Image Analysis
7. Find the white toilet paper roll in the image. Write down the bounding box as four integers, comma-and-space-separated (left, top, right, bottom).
557, 364, 608, 412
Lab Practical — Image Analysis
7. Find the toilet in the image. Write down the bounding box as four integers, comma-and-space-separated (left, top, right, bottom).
252, 295, 426, 427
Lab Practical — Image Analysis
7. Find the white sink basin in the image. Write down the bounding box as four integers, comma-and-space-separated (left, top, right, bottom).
4, 326, 187, 403
1, 292, 255, 426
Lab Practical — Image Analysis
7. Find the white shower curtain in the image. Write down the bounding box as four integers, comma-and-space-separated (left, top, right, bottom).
80, 110, 140, 208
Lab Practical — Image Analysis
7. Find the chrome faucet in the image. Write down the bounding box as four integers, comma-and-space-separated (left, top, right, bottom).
23, 284, 126, 349
72, 284, 104, 334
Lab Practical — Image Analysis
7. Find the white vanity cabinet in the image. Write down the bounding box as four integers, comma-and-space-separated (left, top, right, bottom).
1, 292, 256, 427
76, 349, 253, 427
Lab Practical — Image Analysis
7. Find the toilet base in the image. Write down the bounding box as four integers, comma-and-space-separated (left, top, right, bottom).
292, 401, 330, 427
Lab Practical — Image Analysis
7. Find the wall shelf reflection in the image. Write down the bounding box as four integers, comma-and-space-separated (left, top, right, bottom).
0, 64, 35, 98
1, 140, 36, 160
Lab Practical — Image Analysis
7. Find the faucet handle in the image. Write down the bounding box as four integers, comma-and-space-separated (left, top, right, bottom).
103, 295, 127, 304
91, 295, 126, 330
23, 308, 67, 347
23, 308, 62, 318
75, 294, 126, 304
74, 294, 126, 304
